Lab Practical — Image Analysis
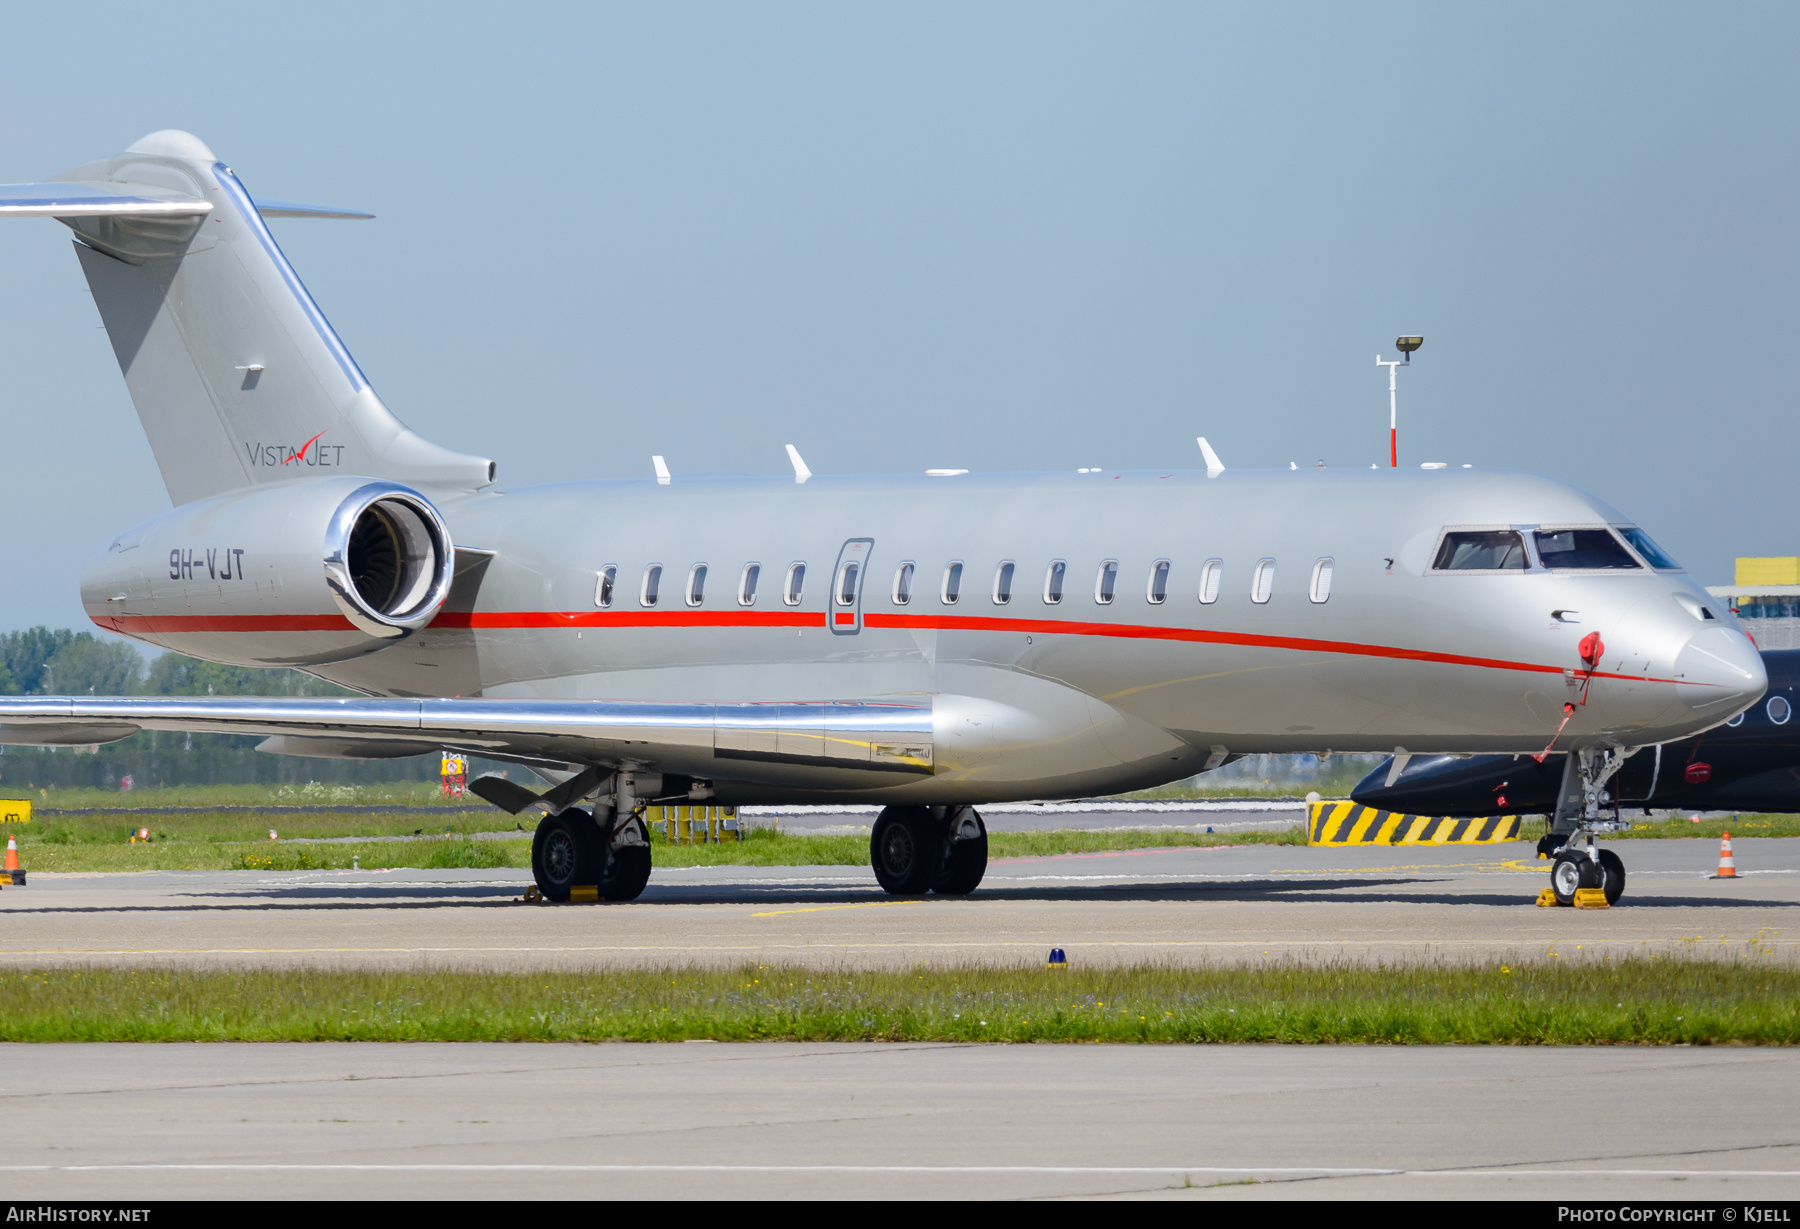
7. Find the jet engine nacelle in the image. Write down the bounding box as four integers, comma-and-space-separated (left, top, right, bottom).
82, 477, 455, 666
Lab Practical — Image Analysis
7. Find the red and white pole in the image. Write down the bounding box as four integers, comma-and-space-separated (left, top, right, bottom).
1377, 354, 1404, 467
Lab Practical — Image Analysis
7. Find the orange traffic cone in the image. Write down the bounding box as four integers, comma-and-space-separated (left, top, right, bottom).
1711, 831, 1738, 879
4, 835, 18, 872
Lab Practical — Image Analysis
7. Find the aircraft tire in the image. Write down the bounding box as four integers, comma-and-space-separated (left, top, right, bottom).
532, 808, 600, 903
934, 809, 988, 896
1598, 848, 1625, 905
1549, 852, 1599, 907
871, 805, 938, 895
603, 844, 653, 902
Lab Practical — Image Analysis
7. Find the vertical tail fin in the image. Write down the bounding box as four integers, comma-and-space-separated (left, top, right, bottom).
34, 130, 492, 506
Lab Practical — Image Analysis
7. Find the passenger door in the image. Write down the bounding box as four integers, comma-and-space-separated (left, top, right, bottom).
831, 538, 874, 635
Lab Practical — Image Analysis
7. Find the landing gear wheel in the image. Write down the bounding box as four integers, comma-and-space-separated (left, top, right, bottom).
933, 807, 987, 896
871, 805, 938, 895
1598, 848, 1625, 905
532, 808, 600, 903
1549, 852, 1600, 907
602, 844, 652, 902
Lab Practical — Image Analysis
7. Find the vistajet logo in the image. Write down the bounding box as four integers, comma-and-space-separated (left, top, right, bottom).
246, 430, 345, 468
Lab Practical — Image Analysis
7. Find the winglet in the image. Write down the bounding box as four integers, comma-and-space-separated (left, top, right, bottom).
652, 455, 671, 485
1197, 437, 1225, 479
786, 444, 812, 485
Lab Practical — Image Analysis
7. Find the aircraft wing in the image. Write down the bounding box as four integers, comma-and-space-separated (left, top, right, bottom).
0, 695, 935, 783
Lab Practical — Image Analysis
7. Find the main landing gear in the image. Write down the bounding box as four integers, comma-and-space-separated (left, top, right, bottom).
871, 805, 988, 896
1540, 745, 1633, 906
528, 769, 654, 903
530, 807, 652, 903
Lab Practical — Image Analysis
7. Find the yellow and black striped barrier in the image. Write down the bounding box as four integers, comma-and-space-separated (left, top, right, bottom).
1308, 801, 1521, 847
644, 804, 742, 845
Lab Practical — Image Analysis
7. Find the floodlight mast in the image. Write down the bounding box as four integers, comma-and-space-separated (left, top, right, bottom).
1375, 336, 1423, 468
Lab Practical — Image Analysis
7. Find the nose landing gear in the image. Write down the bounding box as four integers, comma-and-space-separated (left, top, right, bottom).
1542, 745, 1634, 907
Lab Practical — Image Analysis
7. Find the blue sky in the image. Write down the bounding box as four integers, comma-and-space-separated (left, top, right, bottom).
0, 2, 1794, 631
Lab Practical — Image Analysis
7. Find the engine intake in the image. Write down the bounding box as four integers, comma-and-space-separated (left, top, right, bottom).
325, 485, 454, 637
83, 476, 457, 667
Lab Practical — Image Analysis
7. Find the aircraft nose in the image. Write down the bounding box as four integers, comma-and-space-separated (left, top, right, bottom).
1673, 626, 1766, 717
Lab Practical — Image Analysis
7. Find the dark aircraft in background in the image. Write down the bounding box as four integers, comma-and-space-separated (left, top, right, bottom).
1354, 650, 1800, 817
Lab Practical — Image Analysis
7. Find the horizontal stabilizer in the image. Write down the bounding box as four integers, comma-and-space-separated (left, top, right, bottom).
0, 181, 211, 217
251, 197, 374, 220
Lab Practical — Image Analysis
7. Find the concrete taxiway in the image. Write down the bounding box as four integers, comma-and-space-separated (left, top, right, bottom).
1, 837, 1793, 969
1, 1043, 1796, 1200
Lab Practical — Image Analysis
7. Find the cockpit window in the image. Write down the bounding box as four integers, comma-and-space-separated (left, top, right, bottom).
1618, 527, 1681, 570
1534, 528, 1640, 570
1432, 530, 1527, 571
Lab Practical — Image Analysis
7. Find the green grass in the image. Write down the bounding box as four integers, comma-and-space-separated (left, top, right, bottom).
1612, 813, 1800, 840
7, 823, 1306, 873
22, 807, 524, 848
0, 960, 1793, 1043
11, 782, 481, 810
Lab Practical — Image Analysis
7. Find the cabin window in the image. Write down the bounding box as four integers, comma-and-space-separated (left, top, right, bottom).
1146, 559, 1171, 604
1309, 557, 1334, 604
993, 561, 1015, 605
1044, 560, 1066, 604
1534, 528, 1641, 571
1095, 560, 1118, 605
1198, 559, 1222, 604
595, 565, 617, 608
1251, 558, 1275, 604
941, 561, 963, 604
1619, 526, 1681, 570
1433, 530, 1527, 571
738, 563, 760, 606
1771, 696, 1792, 725
686, 564, 707, 607
1727, 710, 1746, 727
837, 561, 860, 606
783, 562, 806, 605
893, 562, 915, 605
640, 564, 662, 607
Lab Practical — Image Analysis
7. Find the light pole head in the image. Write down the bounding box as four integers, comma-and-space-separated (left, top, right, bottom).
1395, 336, 1423, 357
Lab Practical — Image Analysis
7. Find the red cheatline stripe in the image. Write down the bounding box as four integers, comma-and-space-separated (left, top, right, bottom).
92, 608, 1703, 686
429, 610, 823, 630
864, 612, 1690, 684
